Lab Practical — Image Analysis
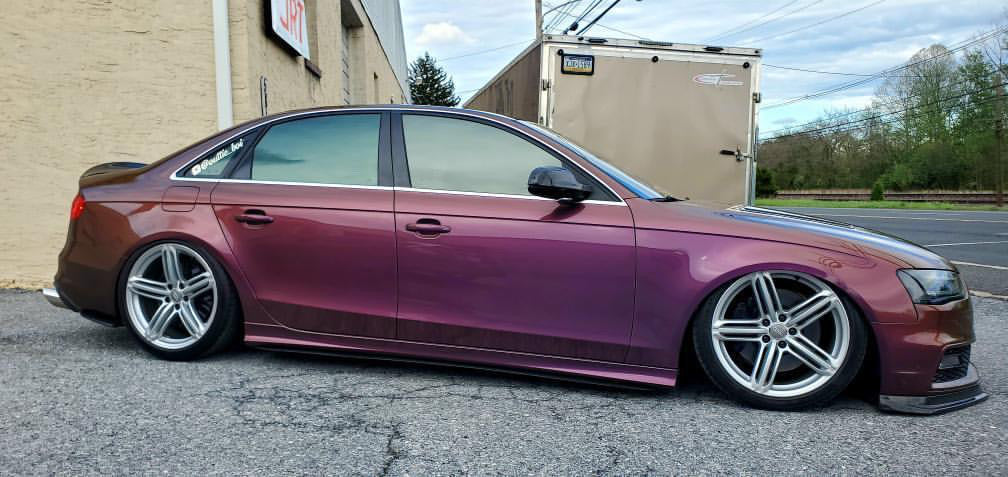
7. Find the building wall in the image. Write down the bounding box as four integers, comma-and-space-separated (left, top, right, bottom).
0, 1, 218, 288
0, 0, 407, 288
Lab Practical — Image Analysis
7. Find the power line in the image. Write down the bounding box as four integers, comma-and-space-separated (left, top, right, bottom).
566, 0, 605, 32
761, 81, 1008, 140
543, 1, 649, 39
749, 0, 887, 43
544, 0, 581, 32
764, 64, 878, 76
439, 39, 534, 62
577, 0, 624, 35
707, 1, 800, 43
762, 26, 1008, 110
713, 0, 826, 43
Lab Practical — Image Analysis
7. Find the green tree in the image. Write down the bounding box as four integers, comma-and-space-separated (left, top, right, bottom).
408, 52, 460, 106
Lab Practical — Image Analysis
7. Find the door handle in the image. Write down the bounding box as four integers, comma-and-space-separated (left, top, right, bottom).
406, 219, 451, 235
235, 210, 274, 225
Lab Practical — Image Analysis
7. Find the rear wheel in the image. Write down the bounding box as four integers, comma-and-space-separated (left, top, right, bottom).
692, 271, 866, 411
120, 241, 240, 360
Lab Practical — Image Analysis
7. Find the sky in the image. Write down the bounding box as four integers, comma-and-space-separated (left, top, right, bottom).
398, 0, 1006, 137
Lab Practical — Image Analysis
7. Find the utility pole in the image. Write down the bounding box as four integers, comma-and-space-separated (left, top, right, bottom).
997, 74, 1005, 207
535, 0, 543, 41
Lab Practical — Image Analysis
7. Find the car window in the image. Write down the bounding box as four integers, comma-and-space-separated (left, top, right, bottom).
184, 132, 255, 178
402, 114, 568, 196
250, 114, 380, 185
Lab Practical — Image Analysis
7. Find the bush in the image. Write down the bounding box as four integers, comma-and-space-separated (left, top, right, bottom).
755, 167, 778, 198
871, 180, 885, 201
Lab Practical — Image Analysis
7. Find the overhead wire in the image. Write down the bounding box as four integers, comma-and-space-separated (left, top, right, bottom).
748, 0, 887, 43
712, 0, 826, 43
707, 1, 801, 42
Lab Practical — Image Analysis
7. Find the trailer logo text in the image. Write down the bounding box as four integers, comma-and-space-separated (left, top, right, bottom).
693, 73, 743, 87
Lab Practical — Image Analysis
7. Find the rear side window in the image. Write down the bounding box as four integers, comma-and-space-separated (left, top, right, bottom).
250, 114, 380, 185
402, 114, 564, 196
184, 133, 253, 178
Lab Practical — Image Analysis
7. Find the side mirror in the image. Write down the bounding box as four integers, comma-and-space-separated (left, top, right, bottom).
527, 166, 592, 202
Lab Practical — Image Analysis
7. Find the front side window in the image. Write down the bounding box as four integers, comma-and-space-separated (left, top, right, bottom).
184, 132, 254, 178
402, 114, 566, 196
250, 114, 380, 185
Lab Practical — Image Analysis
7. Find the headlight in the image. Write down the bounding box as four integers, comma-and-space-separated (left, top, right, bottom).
897, 269, 966, 305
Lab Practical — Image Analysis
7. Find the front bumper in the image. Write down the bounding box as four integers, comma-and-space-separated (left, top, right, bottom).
879, 364, 988, 414
873, 297, 987, 414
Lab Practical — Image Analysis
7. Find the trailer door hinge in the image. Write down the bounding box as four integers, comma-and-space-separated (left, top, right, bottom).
753, 92, 762, 104
541, 79, 551, 91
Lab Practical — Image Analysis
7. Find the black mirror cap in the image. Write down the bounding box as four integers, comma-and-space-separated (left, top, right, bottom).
527, 166, 593, 202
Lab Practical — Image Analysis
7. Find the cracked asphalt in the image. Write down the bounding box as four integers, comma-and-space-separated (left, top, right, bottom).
1, 289, 1005, 475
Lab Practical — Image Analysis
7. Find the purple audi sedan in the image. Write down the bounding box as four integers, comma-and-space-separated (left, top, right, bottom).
43, 105, 985, 414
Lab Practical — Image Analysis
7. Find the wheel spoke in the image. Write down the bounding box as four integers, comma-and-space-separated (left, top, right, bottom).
749, 342, 781, 391
146, 303, 176, 341
751, 272, 782, 318
127, 277, 168, 300
184, 272, 214, 297
713, 320, 764, 342
786, 334, 837, 376
786, 290, 837, 329
162, 245, 183, 283
178, 301, 205, 339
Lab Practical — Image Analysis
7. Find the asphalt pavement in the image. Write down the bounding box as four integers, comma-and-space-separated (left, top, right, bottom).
773, 207, 1008, 297
0, 289, 1005, 475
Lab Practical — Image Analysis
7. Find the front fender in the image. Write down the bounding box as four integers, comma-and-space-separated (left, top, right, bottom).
626, 229, 917, 369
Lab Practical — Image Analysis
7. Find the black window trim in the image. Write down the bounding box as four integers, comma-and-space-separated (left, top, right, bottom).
224, 110, 393, 187
391, 110, 620, 202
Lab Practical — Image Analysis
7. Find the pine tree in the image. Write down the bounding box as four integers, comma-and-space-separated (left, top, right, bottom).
408, 52, 460, 106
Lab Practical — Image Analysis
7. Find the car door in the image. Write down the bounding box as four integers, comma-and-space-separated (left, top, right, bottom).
392, 112, 636, 362
211, 111, 397, 338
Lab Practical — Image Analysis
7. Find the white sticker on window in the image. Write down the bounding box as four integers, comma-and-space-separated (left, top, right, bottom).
192, 138, 244, 176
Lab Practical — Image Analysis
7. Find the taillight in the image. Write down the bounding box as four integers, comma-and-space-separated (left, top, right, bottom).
70, 193, 86, 220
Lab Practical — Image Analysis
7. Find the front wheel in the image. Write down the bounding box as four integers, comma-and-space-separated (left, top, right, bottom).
119, 241, 240, 360
692, 271, 867, 411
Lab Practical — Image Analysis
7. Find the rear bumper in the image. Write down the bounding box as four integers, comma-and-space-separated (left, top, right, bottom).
42, 288, 72, 310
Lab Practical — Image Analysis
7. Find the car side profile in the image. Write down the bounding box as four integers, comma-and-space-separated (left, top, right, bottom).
44, 105, 986, 414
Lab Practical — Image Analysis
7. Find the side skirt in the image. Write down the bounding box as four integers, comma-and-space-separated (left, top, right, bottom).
245, 323, 678, 388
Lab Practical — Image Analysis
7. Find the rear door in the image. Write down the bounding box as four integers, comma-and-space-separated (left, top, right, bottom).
544, 44, 756, 206
392, 112, 637, 362
211, 112, 397, 338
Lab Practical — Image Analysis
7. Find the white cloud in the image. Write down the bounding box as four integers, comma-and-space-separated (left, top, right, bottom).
414, 22, 476, 46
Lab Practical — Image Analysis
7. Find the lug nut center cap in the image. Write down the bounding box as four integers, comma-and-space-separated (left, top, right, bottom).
768, 323, 788, 340
170, 290, 183, 302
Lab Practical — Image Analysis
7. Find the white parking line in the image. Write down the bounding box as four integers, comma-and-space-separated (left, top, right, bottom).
927, 240, 1008, 247
810, 213, 1008, 224
952, 261, 1008, 271
971, 290, 1008, 301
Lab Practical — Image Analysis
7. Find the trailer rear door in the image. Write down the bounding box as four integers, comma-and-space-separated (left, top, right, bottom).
544, 45, 756, 205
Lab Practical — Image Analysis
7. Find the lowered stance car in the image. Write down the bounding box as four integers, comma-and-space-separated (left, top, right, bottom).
44, 105, 986, 414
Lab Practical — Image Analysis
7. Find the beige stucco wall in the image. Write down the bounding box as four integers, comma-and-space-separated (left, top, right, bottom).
0, 0, 406, 289
0, 1, 218, 289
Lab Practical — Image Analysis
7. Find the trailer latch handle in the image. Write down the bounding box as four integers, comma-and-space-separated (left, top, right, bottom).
720, 148, 750, 162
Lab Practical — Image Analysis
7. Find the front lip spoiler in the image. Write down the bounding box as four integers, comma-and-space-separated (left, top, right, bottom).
879, 367, 988, 415
42, 288, 69, 309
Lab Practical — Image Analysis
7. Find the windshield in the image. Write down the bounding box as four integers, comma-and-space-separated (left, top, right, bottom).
522, 121, 667, 200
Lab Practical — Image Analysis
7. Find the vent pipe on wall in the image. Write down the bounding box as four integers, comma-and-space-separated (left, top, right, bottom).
212, 0, 234, 129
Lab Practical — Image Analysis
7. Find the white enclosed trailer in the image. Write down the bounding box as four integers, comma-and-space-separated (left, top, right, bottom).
465, 35, 762, 206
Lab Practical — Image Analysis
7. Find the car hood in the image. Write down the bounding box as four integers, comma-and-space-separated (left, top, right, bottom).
631, 200, 953, 270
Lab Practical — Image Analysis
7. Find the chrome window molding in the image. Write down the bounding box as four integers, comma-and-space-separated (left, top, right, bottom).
396, 187, 627, 206
169, 107, 626, 203
167, 177, 625, 206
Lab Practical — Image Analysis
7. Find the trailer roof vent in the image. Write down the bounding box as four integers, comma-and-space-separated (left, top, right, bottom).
638, 40, 676, 48
704, 46, 725, 52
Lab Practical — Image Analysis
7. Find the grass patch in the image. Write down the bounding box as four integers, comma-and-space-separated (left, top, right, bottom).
754, 198, 1006, 211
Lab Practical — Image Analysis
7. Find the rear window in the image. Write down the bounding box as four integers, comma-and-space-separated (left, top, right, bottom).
184, 133, 253, 178
249, 114, 381, 186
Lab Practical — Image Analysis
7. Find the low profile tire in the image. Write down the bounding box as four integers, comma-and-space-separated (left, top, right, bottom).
692, 271, 867, 411
119, 241, 240, 361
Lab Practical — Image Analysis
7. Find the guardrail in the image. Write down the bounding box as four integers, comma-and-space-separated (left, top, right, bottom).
776, 189, 1002, 204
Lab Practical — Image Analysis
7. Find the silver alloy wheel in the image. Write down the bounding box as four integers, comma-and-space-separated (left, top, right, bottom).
710, 271, 851, 398
125, 243, 218, 350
